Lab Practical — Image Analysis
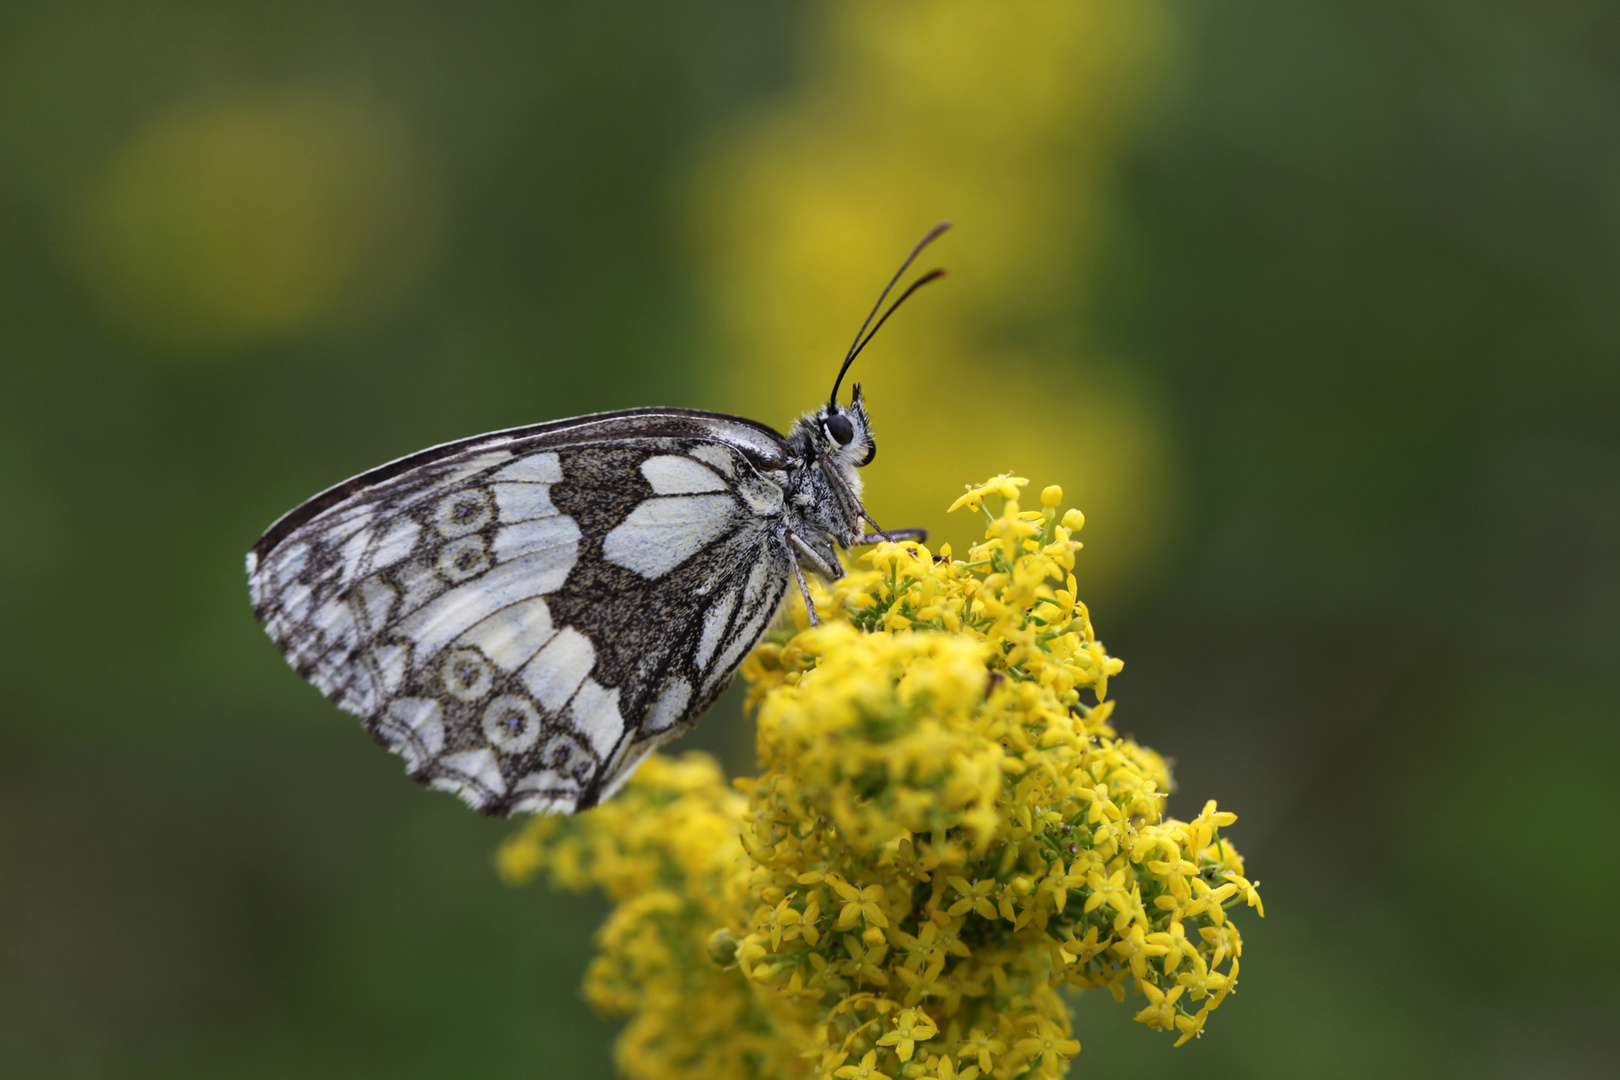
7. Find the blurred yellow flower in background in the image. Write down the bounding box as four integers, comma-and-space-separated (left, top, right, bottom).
686, 0, 1182, 599
74, 95, 438, 352
501, 479, 1261, 1078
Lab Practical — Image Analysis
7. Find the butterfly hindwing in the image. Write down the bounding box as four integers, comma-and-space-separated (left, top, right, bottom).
248, 413, 794, 815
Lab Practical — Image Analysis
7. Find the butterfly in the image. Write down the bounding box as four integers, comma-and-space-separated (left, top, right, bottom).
247, 224, 949, 815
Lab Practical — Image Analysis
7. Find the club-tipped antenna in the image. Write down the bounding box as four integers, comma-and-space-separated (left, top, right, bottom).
830, 222, 951, 405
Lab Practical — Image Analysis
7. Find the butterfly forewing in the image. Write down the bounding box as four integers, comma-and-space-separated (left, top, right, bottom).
248, 412, 794, 815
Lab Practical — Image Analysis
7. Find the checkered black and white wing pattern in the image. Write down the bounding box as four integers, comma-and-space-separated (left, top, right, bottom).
248, 415, 793, 815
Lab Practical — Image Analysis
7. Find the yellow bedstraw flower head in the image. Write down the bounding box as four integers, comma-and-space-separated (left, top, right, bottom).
500, 478, 1262, 1077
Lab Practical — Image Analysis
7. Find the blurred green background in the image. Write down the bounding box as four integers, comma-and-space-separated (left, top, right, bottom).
3, 1, 1616, 1076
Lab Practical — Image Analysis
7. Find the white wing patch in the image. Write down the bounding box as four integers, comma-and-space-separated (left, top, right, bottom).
455, 596, 555, 670
640, 454, 728, 494
712, 597, 775, 691
492, 482, 557, 521
743, 555, 771, 612
521, 627, 594, 710
735, 473, 785, 517
643, 677, 692, 734
353, 576, 397, 631
596, 742, 659, 804
371, 642, 409, 693
686, 443, 735, 476
396, 546, 578, 657
696, 590, 736, 668
377, 698, 445, 772
439, 451, 517, 485
602, 493, 737, 578
433, 747, 507, 806
491, 451, 562, 484
493, 515, 579, 562
395, 556, 441, 612
568, 679, 625, 756
372, 519, 421, 568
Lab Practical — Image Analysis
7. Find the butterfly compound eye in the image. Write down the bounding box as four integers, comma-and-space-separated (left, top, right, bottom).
824, 412, 855, 446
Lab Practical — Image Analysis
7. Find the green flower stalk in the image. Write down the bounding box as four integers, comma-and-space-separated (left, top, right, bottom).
499, 476, 1262, 1079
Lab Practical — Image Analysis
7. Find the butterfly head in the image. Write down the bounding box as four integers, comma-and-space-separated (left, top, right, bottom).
799, 383, 877, 470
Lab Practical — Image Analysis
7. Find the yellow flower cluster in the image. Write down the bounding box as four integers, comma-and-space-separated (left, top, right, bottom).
500, 477, 1262, 1079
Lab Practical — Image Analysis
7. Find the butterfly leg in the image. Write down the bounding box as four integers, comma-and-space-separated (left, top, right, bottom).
856, 527, 927, 544
783, 539, 821, 626
814, 450, 922, 546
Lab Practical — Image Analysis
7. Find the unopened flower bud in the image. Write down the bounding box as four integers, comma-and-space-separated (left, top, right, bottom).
706, 928, 740, 967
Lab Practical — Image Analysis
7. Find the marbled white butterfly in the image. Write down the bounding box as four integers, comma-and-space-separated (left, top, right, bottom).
247, 225, 949, 815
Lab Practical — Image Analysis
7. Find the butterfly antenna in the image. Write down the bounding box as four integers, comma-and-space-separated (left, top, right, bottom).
839, 268, 948, 382
830, 221, 952, 405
